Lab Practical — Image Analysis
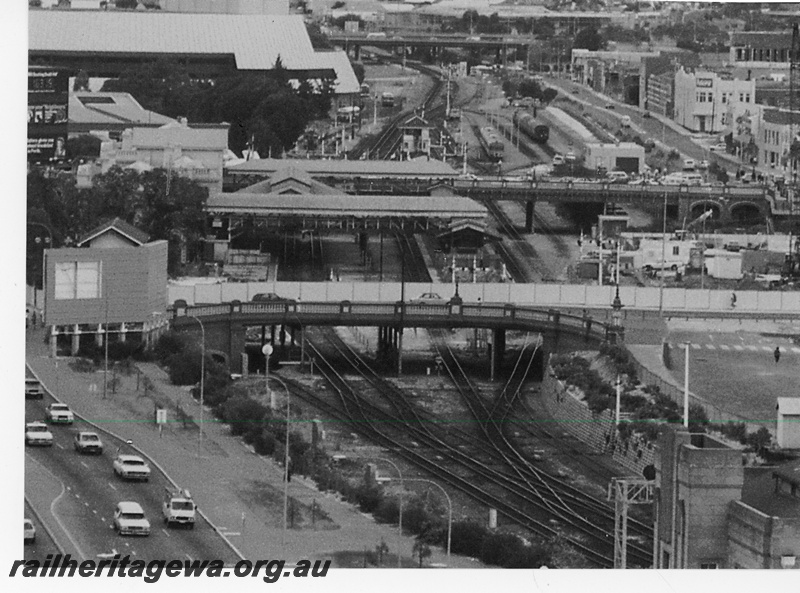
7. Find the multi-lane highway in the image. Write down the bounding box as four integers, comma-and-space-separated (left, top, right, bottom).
24, 395, 240, 564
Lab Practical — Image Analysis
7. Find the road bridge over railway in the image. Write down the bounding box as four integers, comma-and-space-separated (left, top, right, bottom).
171, 299, 617, 376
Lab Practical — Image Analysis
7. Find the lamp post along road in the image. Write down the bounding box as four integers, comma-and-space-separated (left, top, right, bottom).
262, 343, 274, 410
363, 458, 403, 568
188, 316, 206, 442
401, 478, 452, 562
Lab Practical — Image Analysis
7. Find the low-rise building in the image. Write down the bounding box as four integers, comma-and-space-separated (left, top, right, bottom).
43, 219, 169, 356
755, 108, 800, 180
673, 67, 755, 133
729, 31, 793, 79
584, 142, 645, 174
69, 91, 175, 139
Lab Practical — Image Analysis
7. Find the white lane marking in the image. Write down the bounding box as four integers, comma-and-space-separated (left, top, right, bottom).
84, 502, 90, 507
56, 443, 65, 449
719, 345, 730, 351
74, 493, 80, 499
80, 461, 89, 469
746, 345, 759, 351
26, 453, 88, 561
691, 343, 702, 350
733, 345, 744, 351
185, 554, 194, 562
222, 532, 241, 536
762, 346, 773, 352
108, 483, 117, 491
705, 344, 716, 350
162, 529, 170, 537
792, 348, 800, 354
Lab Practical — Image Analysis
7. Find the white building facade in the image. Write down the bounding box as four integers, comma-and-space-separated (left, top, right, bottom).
673, 68, 756, 133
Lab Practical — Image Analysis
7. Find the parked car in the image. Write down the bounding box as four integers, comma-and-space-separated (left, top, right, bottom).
113, 501, 151, 536
45, 403, 74, 424
251, 293, 284, 302
682, 159, 697, 171
642, 111, 651, 119
697, 160, 709, 169
607, 170, 630, 184
25, 422, 54, 447
24, 519, 35, 544
113, 454, 151, 481
552, 154, 565, 166
74, 431, 103, 455
565, 151, 577, 162
605, 103, 615, 110
709, 142, 727, 152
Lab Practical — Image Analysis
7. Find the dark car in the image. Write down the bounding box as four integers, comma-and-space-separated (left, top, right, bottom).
251, 293, 284, 302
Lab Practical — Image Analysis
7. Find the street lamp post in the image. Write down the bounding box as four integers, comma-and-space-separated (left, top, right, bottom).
362, 457, 403, 568
262, 343, 274, 409
187, 315, 206, 442
610, 285, 624, 344
397, 478, 452, 562
27, 221, 54, 326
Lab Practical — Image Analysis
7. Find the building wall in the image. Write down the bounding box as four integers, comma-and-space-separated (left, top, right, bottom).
654, 430, 744, 568
674, 68, 755, 133
584, 143, 645, 173
756, 111, 800, 179
728, 502, 800, 569
44, 241, 168, 326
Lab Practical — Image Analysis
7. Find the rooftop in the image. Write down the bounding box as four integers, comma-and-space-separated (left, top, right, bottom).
126, 121, 230, 150
730, 31, 794, 49
70, 92, 174, 127
29, 11, 320, 71
741, 465, 800, 518
227, 158, 460, 177
77, 217, 150, 247
762, 108, 800, 127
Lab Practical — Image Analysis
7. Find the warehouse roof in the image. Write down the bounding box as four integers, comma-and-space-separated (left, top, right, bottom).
29, 11, 319, 71
730, 31, 793, 49
227, 158, 460, 177
312, 51, 361, 95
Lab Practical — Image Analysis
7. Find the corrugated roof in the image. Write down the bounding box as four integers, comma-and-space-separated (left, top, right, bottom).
312, 51, 361, 95
731, 31, 793, 49
227, 158, 460, 177
207, 193, 486, 217
29, 11, 319, 71
77, 217, 150, 247
70, 92, 174, 126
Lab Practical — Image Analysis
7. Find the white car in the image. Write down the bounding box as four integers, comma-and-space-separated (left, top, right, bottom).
24, 519, 36, 544
25, 422, 54, 447
606, 171, 629, 184
113, 454, 151, 482
45, 403, 74, 425
552, 154, 565, 166
565, 151, 577, 162
113, 501, 151, 536
74, 431, 103, 455
682, 159, 696, 171
709, 142, 727, 152
410, 292, 445, 304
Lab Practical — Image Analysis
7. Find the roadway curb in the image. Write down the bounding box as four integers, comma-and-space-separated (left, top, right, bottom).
24, 493, 65, 556
26, 361, 247, 562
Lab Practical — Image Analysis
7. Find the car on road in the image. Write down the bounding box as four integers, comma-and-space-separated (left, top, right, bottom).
552, 154, 565, 166
45, 403, 74, 424
25, 378, 44, 399
24, 519, 35, 544
410, 292, 444, 304
605, 103, 615, 110
698, 160, 709, 169
25, 422, 54, 447
565, 151, 577, 162
682, 158, 697, 171
709, 142, 727, 152
113, 501, 151, 536
572, 88, 580, 94
113, 454, 151, 481
642, 111, 651, 119
607, 170, 630, 184
74, 431, 103, 455
251, 293, 284, 302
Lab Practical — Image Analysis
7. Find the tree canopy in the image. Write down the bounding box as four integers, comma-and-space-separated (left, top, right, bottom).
573, 27, 605, 51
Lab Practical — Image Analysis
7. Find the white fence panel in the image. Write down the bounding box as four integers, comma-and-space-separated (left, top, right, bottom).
482, 283, 514, 304
220, 283, 250, 303
194, 283, 223, 304
685, 290, 711, 310
662, 289, 686, 310
559, 284, 588, 305
756, 291, 783, 311
585, 286, 615, 306
168, 285, 196, 305
532, 284, 561, 305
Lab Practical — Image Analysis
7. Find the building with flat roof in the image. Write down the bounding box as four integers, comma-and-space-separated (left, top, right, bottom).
584, 142, 645, 174
730, 31, 793, 74
159, 0, 289, 14
673, 67, 756, 133
69, 91, 175, 138
755, 108, 800, 180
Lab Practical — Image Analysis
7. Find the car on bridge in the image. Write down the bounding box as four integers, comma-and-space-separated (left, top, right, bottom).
410, 292, 444, 304
252, 293, 286, 302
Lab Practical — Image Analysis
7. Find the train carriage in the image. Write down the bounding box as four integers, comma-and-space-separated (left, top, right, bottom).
478, 126, 504, 161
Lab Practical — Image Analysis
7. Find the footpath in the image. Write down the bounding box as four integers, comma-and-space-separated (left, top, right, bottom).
25, 328, 481, 568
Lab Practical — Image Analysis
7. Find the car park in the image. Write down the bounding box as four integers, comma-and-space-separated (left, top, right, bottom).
113, 501, 151, 536
74, 431, 103, 455
25, 378, 44, 399
45, 403, 74, 424
25, 422, 54, 447
24, 519, 35, 544
113, 454, 151, 481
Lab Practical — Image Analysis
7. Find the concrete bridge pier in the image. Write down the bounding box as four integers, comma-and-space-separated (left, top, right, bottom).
490, 328, 505, 381
525, 200, 535, 233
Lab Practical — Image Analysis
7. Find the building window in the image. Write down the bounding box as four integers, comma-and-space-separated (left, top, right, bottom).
745, 94, 750, 103
54, 261, 102, 300
721, 93, 727, 104
672, 246, 680, 256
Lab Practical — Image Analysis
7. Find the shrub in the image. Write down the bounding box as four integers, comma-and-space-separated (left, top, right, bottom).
253, 429, 277, 456
744, 426, 772, 454
688, 403, 709, 433
587, 392, 613, 414
717, 422, 747, 444
353, 483, 383, 514
220, 395, 269, 436
154, 331, 191, 361
449, 521, 487, 558
505, 543, 551, 568
373, 496, 400, 525
166, 348, 202, 385
479, 532, 526, 567
402, 497, 433, 535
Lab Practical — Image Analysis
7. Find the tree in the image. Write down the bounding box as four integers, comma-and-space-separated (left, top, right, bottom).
573, 27, 605, 51
115, 0, 138, 8
412, 539, 432, 567
306, 22, 332, 50
66, 134, 102, 160
73, 70, 90, 92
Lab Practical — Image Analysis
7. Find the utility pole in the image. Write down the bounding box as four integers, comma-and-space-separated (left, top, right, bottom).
608, 478, 654, 568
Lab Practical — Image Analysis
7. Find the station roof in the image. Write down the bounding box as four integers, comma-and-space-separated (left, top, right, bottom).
207, 193, 486, 219
227, 158, 460, 178
29, 11, 320, 71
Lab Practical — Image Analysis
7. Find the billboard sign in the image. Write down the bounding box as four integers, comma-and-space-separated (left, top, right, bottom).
28, 68, 69, 164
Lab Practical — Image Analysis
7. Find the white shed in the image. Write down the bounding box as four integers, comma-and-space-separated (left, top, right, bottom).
776, 398, 800, 449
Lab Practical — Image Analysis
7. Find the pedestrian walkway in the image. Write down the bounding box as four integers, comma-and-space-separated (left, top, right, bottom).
25, 328, 481, 568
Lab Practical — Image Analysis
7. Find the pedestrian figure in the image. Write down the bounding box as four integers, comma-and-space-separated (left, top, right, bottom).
731, 292, 737, 308
774, 347, 781, 365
